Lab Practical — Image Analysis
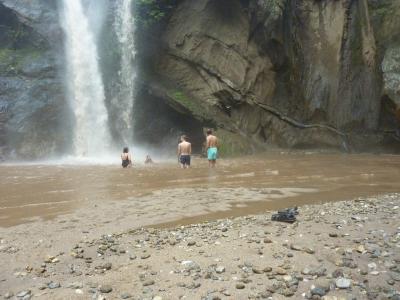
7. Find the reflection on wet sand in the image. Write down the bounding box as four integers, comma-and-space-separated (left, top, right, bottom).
0, 153, 400, 227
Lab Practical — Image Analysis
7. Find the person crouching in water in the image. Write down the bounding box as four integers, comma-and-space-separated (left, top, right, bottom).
121, 147, 132, 168
206, 129, 219, 168
178, 135, 191, 169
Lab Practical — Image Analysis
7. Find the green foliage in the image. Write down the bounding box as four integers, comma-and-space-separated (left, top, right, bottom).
172, 91, 187, 104
135, 0, 177, 27
167, 89, 208, 121
0, 48, 41, 75
169, 90, 194, 110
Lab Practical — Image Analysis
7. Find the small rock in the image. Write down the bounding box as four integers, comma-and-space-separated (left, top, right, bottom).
48, 282, 61, 289
187, 241, 196, 246
302, 268, 311, 275
215, 266, 225, 273
186, 282, 201, 289
304, 247, 315, 254
275, 267, 287, 275
370, 271, 380, 275
121, 292, 132, 299
263, 266, 272, 273
252, 267, 264, 274
391, 273, 400, 281
16, 290, 31, 298
96, 262, 112, 270
315, 279, 331, 294
44, 255, 55, 263
99, 285, 113, 293
335, 278, 351, 289
35, 267, 46, 274
329, 233, 338, 238
368, 262, 377, 270
260, 291, 272, 298
4, 292, 14, 299
143, 279, 155, 286
67, 282, 83, 289
360, 268, 368, 275
311, 287, 326, 297
283, 275, 292, 282
290, 244, 302, 251
98, 244, 108, 251
236, 283, 245, 289
141, 253, 151, 259
331, 269, 344, 278
181, 260, 201, 272
387, 279, 395, 285
356, 245, 365, 253
281, 288, 294, 297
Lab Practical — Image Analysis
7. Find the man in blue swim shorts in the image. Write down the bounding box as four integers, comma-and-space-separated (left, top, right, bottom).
206, 129, 219, 168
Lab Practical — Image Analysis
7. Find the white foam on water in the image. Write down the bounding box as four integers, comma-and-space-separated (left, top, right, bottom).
0, 145, 177, 166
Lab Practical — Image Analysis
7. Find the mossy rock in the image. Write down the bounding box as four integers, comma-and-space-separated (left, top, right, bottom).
0, 48, 42, 75
167, 89, 209, 121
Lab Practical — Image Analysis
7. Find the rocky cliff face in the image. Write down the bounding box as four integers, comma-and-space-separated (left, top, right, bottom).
138, 0, 400, 153
0, 0, 66, 159
1, 0, 400, 159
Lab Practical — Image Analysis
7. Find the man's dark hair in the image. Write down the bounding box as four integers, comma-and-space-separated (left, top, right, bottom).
123, 147, 129, 153
181, 135, 187, 141
206, 129, 213, 135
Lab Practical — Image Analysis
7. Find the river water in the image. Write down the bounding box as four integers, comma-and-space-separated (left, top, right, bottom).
0, 153, 399, 228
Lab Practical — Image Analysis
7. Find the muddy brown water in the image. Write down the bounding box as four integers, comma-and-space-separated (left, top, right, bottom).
0, 153, 400, 228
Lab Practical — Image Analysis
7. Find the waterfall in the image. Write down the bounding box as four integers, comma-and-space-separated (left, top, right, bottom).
114, 0, 136, 145
60, 0, 111, 157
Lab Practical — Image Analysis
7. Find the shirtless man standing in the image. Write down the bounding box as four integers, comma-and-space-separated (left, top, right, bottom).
178, 135, 192, 169
206, 129, 219, 168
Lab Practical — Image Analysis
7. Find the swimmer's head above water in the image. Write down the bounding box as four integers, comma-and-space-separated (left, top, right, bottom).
123, 147, 129, 153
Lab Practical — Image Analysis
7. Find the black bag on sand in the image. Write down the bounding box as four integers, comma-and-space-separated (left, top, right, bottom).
271, 207, 298, 223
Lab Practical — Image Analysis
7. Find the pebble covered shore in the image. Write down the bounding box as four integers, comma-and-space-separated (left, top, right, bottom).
1, 194, 400, 300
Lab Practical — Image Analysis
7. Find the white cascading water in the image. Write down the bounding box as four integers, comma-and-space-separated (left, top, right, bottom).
60, 0, 111, 157
114, 0, 136, 145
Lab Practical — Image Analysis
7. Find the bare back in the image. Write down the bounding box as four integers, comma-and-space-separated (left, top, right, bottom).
206, 135, 218, 148
178, 141, 192, 155
121, 153, 131, 161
